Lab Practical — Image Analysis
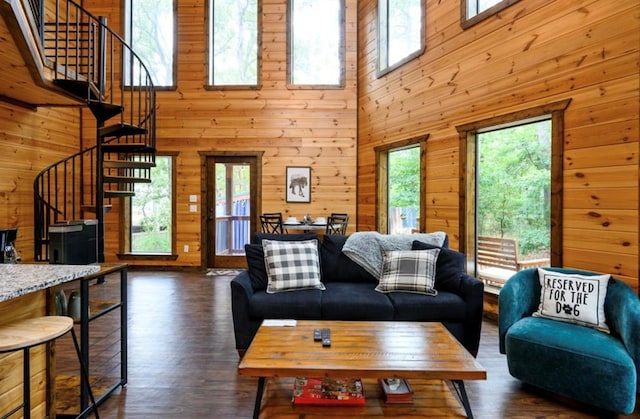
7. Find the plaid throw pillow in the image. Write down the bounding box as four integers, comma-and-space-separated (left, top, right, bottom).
263, 239, 324, 293
375, 249, 440, 295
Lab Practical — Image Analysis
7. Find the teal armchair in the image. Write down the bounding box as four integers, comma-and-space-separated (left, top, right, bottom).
499, 267, 640, 415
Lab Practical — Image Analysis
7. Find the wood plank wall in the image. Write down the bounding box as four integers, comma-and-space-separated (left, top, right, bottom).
357, 0, 639, 291
0, 101, 80, 262
80, 0, 359, 267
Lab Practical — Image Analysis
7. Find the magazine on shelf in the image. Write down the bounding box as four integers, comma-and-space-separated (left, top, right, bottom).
378, 378, 413, 403
292, 377, 365, 406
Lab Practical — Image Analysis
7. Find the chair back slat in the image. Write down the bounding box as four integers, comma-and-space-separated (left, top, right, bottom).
260, 213, 283, 234
326, 213, 349, 235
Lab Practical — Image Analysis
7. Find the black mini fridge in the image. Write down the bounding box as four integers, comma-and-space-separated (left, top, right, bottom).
49, 219, 98, 264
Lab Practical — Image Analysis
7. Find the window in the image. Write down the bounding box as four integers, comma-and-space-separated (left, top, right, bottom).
461, 0, 520, 28
124, 0, 175, 87
388, 147, 421, 234
476, 120, 552, 289
288, 0, 345, 87
208, 0, 259, 87
129, 155, 175, 254
457, 100, 570, 292
377, 0, 424, 77
376, 137, 427, 234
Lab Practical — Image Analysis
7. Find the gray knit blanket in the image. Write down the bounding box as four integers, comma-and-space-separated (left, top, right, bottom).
342, 231, 447, 279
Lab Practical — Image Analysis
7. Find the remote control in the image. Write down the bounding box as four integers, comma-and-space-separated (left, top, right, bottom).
321, 328, 331, 347
313, 328, 322, 341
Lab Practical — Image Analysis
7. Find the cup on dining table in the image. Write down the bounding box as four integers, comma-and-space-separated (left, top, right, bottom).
315, 217, 326, 224
286, 217, 298, 224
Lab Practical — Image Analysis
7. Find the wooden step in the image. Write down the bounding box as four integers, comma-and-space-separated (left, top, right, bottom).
81, 205, 113, 213
103, 160, 156, 169
104, 190, 135, 199
103, 175, 152, 184
102, 143, 155, 153
99, 123, 147, 138
88, 100, 123, 121
53, 79, 99, 101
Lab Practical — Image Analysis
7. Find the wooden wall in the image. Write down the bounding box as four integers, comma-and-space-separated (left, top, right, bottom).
0, 0, 637, 290
81, 0, 359, 267
357, 0, 639, 291
0, 102, 81, 262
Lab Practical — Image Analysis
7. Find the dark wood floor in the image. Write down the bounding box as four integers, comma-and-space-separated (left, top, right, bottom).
85, 269, 638, 418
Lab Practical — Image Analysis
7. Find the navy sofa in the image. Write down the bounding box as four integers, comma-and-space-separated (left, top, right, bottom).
230, 233, 484, 357
499, 268, 640, 414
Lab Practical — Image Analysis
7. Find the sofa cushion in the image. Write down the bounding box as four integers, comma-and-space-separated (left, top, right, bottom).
342, 232, 447, 279
253, 232, 319, 244
412, 240, 464, 292
320, 235, 377, 284
263, 239, 324, 293
375, 249, 439, 295
246, 233, 322, 291
388, 291, 466, 322
250, 288, 323, 319
533, 268, 610, 333
245, 243, 269, 291
506, 316, 636, 414
321, 282, 394, 320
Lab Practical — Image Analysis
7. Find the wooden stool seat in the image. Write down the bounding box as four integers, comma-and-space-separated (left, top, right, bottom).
0, 316, 73, 353
0, 316, 99, 419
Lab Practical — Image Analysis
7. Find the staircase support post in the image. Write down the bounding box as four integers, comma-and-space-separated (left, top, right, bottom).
95, 17, 107, 263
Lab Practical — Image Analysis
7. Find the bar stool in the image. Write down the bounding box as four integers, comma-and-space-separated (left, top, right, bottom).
0, 316, 99, 419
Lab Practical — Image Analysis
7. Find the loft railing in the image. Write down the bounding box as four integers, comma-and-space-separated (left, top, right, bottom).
25, 0, 43, 39
33, 0, 156, 261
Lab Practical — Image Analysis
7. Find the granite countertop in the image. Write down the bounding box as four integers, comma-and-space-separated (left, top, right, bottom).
0, 264, 101, 302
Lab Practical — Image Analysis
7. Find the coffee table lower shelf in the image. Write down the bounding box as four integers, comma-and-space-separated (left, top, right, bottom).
254, 377, 468, 418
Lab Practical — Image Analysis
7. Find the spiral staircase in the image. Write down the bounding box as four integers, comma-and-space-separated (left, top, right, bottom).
30, 0, 156, 262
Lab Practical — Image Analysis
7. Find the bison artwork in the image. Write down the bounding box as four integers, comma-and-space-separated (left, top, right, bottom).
289, 174, 308, 197
286, 167, 311, 202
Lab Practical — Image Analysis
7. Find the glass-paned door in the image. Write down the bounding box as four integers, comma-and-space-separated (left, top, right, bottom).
207, 156, 256, 268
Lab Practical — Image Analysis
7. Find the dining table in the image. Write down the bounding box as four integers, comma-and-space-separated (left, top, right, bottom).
282, 221, 327, 234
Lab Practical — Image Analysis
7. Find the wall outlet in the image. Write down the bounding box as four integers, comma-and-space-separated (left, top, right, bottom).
183, 245, 189, 253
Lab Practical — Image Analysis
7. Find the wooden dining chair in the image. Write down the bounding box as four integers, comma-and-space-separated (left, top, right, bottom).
260, 213, 284, 234
326, 213, 349, 235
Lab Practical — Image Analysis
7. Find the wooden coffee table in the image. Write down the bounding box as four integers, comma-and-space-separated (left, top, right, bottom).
238, 320, 486, 418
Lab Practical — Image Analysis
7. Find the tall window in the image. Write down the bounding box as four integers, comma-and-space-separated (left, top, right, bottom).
377, 0, 424, 77
209, 0, 259, 87
462, 0, 520, 28
387, 146, 421, 234
288, 0, 345, 87
130, 155, 174, 254
476, 120, 552, 289
124, 0, 175, 87
376, 138, 427, 234
458, 100, 570, 292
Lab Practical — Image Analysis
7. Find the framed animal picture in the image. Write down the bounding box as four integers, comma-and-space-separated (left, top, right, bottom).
286, 166, 311, 203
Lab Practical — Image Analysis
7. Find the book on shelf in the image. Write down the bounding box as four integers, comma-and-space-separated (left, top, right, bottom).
378, 378, 413, 403
292, 377, 365, 406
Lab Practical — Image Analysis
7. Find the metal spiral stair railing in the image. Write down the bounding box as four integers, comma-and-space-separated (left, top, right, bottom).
33, 0, 156, 262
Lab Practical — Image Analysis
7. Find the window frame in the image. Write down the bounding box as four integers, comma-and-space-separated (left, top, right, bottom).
456, 100, 571, 291
286, 0, 346, 89
376, 0, 426, 78
375, 135, 429, 234
206, 0, 262, 89
460, 0, 521, 30
118, 153, 178, 261
123, 0, 178, 90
